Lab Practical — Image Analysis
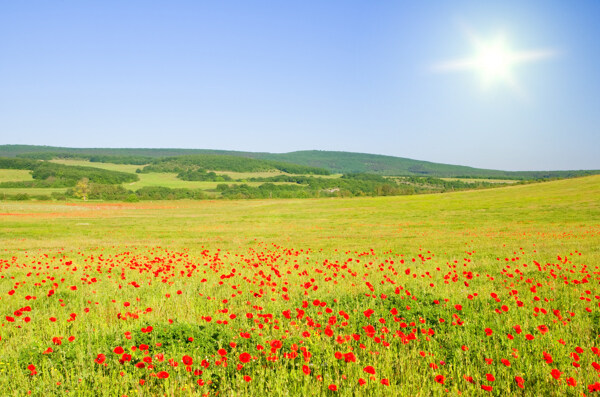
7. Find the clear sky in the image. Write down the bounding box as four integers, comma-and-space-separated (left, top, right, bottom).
1, 1, 599, 171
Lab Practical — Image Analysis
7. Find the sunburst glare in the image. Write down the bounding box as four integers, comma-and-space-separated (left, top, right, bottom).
433, 29, 557, 95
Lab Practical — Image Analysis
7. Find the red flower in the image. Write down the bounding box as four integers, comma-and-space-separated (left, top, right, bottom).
434, 375, 445, 384
239, 352, 251, 363
302, 365, 310, 375
182, 355, 193, 366
515, 376, 525, 388
156, 371, 169, 379
217, 348, 227, 356
486, 374, 495, 382
484, 328, 493, 336
244, 375, 251, 382
328, 384, 337, 391
94, 353, 106, 364
550, 369, 561, 380
363, 366, 375, 375
359, 378, 366, 386
566, 377, 576, 387
113, 346, 124, 355
588, 382, 600, 392
381, 379, 389, 386
481, 385, 493, 392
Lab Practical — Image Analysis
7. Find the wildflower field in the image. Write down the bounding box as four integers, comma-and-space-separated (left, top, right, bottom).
1, 176, 599, 396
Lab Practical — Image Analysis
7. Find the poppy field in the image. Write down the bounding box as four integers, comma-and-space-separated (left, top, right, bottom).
1, 176, 599, 396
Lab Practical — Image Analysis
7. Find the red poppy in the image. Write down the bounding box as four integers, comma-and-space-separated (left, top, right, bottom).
239, 352, 251, 363
515, 376, 525, 388
363, 366, 375, 375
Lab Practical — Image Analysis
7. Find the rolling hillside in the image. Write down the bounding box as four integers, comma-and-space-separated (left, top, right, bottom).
1, 144, 598, 179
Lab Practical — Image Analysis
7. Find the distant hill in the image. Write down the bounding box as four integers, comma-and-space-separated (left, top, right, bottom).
1, 144, 598, 180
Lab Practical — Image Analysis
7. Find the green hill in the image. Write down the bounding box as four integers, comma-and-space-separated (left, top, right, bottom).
1, 145, 598, 179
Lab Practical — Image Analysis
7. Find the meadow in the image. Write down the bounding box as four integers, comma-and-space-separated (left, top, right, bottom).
0, 175, 599, 396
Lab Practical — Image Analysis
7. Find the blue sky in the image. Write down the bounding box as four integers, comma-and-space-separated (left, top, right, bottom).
1, 1, 599, 171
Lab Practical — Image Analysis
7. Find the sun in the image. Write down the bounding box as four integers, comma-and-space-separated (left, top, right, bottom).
475, 38, 514, 83
432, 29, 557, 95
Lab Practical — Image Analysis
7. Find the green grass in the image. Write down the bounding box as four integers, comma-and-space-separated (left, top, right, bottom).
0, 176, 598, 396
440, 177, 518, 184
1, 175, 598, 253
49, 159, 143, 173
0, 169, 34, 182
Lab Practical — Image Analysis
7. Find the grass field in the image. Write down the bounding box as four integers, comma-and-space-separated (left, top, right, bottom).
440, 178, 518, 184
0, 169, 34, 182
0, 176, 599, 396
49, 159, 144, 173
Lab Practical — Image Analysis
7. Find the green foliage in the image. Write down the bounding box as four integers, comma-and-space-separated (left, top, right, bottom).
219, 173, 415, 199
142, 154, 330, 175
0, 179, 74, 188
256, 150, 600, 179
17, 152, 153, 165
0, 157, 38, 170
177, 169, 233, 182
0, 157, 138, 187
2, 145, 598, 179
64, 184, 206, 201
31, 162, 138, 185
134, 186, 206, 200
86, 183, 130, 200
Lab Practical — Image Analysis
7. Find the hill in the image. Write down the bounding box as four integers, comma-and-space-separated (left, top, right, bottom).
1, 144, 598, 179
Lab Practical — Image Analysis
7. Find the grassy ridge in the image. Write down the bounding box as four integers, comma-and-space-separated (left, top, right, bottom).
3, 144, 598, 179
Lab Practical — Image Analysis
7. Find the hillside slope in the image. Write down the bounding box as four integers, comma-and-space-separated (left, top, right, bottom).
1, 144, 598, 179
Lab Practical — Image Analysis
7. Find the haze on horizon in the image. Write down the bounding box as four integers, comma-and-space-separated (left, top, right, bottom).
1, 1, 599, 172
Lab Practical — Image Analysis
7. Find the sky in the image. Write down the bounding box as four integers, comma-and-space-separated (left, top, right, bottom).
1, 1, 599, 171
